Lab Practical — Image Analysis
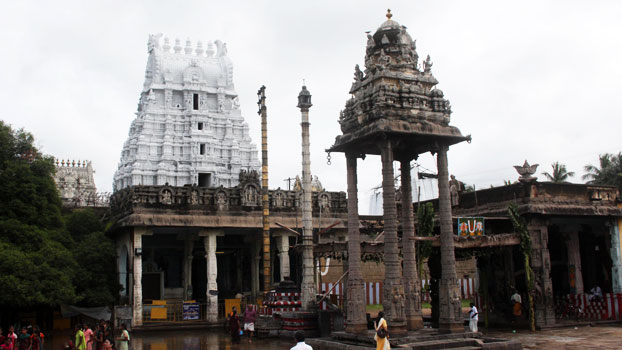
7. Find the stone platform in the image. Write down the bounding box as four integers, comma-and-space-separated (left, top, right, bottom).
307, 330, 521, 350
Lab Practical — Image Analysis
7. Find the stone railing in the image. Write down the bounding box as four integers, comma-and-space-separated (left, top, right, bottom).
110, 184, 347, 217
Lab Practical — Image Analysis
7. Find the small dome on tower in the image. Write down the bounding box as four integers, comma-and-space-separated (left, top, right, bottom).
373, 9, 403, 46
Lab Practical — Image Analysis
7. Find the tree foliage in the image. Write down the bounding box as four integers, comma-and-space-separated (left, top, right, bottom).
0, 121, 118, 309
542, 162, 574, 183
0, 121, 76, 307
583, 152, 622, 190
508, 204, 535, 332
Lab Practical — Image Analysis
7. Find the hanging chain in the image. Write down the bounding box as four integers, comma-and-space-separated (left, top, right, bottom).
326, 152, 332, 165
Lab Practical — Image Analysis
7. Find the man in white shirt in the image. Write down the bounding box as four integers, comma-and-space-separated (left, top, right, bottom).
469, 303, 478, 333
290, 331, 313, 350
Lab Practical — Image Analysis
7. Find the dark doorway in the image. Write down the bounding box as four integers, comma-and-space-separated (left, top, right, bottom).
193, 94, 199, 110
198, 173, 211, 187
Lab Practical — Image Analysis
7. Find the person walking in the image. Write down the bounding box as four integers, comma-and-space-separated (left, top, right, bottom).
115, 324, 129, 350
242, 305, 256, 343
75, 325, 86, 350
373, 311, 390, 350
290, 331, 312, 350
469, 303, 479, 333
511, 290, 522, 322
228, 307, 241, 345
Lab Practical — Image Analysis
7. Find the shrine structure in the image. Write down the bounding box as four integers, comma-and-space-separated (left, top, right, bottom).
327, 10, 469, 334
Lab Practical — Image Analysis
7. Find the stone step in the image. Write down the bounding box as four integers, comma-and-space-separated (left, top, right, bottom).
401, 338, 482, 350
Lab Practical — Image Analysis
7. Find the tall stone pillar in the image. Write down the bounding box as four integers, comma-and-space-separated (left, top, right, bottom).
132, 227, 152, 327
566, 231, 584, 294
436, 146, 463, 333
276, 233, 291, 281
400, 160, 423, 330
528, 220, 555, 326
184, 238, 195, 300
344, 154, 367, 333
379, 141, 407, 334
298, 86, 316, 310
200, 229, 223, 322
610, 218, 622, 293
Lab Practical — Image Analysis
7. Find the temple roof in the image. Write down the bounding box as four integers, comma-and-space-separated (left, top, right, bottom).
328, 10, 469, 156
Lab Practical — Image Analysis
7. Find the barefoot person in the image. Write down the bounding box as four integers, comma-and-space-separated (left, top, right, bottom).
243, 305, 256, 343
469, 303, 479, 333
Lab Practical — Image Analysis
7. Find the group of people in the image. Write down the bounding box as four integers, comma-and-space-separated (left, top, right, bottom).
0, 325, 44, 350
226, 306, 256, 344
68, 321, 129, 350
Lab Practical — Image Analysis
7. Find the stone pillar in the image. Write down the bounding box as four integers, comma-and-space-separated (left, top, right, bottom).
251, 238, 261, 297
436, 146, 463, 333
276, 233, 291, 281
184, 238, 195, 300
610, 218, 622, 294
379, 141, 407, 334
528, 220, 555, 326
132, 227, 152, 327
299, 101, 316, 310
566, 231, 584, 294
344, 154, 367, 333
200, 229, 223, 322
400, 160, 424, 330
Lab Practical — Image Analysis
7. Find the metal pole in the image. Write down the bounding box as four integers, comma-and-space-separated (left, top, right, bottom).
257, 86, 271, 292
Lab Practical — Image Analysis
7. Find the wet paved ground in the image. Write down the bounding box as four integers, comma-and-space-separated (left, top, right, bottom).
46, 324, 622, 350
486, 324, 622, 349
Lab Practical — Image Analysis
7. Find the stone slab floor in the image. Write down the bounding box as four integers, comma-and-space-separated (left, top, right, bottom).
486, 324, 622, 350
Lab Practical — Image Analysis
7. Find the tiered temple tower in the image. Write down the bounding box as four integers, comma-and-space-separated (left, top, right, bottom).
328, 10, 469, 333
54, 159, 99, 206
114, 34, 260, 191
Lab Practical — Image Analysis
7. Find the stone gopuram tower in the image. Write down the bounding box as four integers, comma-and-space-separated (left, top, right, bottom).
328, 10, 469, 334
114, 34, 259, 191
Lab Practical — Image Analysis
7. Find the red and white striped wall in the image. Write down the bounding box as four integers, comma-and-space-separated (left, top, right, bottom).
318, 278, 475, 310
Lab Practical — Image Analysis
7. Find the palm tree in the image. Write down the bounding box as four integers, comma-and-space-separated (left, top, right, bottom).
542, 162, 575, 183
583, 152, 622, 190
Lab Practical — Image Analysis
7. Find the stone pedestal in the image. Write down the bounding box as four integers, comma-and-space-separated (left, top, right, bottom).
201, 229, 223, 322
437, 147, 463, 333
344, 154, 368, 334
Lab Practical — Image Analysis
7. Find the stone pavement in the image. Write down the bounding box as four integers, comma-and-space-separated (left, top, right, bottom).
486, 324, 622, 349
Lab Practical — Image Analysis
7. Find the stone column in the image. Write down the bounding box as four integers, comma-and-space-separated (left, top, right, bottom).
436, 146, 463, 333
184, 238, 195, 300
276, 233, 291, 281
344, 153, 367, 333
379, 141, 407, 334
132, 227, 152, 327
200, 229, 223, 322
528, 220, 555, 326
400, 160, 424, 330
566, 231, 584, 294
299, 101, 316, 310
610, 218, 622, 293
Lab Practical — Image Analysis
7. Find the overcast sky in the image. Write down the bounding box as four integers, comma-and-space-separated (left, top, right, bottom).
1, 0, 621, 214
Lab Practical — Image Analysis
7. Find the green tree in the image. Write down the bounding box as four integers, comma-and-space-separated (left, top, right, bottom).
65, 209, 120, 306
0, 121, 77, 307
583, 152, 622, 190
542, 162, 575, 183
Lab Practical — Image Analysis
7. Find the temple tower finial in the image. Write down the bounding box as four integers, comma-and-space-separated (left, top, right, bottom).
386, 9, 392, 20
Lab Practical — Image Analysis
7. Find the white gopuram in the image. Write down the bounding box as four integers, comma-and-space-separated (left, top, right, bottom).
114, 34, 260, 191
